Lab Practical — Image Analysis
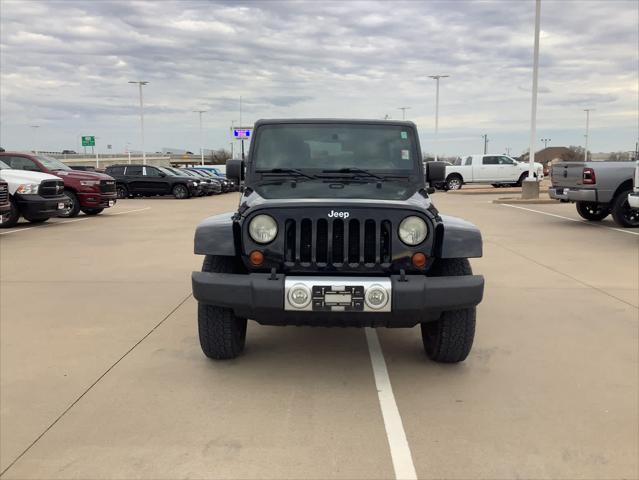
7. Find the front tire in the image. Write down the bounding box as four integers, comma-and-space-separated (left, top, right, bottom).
576, 201, 610, 221
116, 184, 129, 199
421, 258, 476, 363
611, 189, 639, 228
24, 216, 49, 224
445, 175, 463, 191
59, 190, 80, 218
172, 184, 190, 199
198, 255, 247, 359
81, 208, 104, 216
0, 197, 20, 228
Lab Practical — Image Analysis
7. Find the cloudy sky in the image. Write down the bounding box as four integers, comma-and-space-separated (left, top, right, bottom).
1, 0, 637, 156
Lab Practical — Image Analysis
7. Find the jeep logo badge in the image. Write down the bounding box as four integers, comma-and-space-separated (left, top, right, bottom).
327, 210, 350, 219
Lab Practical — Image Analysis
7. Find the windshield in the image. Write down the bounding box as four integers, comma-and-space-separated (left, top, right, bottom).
37, 155, 71, 171
158, 167, 177, 176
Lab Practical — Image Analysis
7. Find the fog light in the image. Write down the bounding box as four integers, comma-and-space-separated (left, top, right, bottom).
365, 284, 388, 310
249, 250, 264, 266
288, 284, 311, 309
412, 252, 427, 268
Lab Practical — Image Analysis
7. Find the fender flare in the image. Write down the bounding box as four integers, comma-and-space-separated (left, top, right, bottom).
437, 214, 482, 258
194, 212, 237, 256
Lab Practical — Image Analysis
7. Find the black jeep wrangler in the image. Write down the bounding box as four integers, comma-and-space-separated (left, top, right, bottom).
192, 119, 484, 363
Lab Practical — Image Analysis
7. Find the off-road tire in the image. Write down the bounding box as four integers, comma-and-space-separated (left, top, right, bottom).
172, 184, 189, 199
23, 216, 49, 224
198, 255, 248, 359
445, 175, 463, 191
116, 184, 129, 199
611, 189, 639, 228
421, 258, 476, 363
81, 208, 104, 216
59, 190, 80, 218
576, 201, 610, 222
0, 197, 20, 228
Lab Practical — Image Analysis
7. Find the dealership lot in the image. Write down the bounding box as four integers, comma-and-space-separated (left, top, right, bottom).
1, 192, 637, 479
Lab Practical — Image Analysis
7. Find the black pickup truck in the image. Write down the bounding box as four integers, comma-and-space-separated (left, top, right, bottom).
191, 119, 485, 364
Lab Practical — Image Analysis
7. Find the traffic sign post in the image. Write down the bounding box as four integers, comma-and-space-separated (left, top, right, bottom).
81, 136, 95, 147
231, 128, 252, 160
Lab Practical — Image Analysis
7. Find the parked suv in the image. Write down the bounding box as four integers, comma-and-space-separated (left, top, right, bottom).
192, 119, 485, 363
0, 160, 69, 227
105, 164, 201, 199
0, 152, 116, 217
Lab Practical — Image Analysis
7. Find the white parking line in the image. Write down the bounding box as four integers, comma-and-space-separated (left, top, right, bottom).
0, 207, 152, 235
365, 328, 418, 480
500, 204, 639, 236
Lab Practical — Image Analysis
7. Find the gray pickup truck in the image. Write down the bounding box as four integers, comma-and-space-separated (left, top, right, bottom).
549, 161, 638, 228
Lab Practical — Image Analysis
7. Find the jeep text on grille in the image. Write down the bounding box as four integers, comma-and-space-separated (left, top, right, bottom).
191, 119, 484, 363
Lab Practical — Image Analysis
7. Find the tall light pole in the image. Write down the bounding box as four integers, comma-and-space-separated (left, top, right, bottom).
428, 74, 449, 162
128, 81, 149, 164
193, 109, 207, 166
524, 0, 541, 200
481, 134, 489, 154
239, 97, 246, 159
541, 138, 551, 149
583, 108, 594, 162
397, 107, 410, 121
30, 125, 40, 153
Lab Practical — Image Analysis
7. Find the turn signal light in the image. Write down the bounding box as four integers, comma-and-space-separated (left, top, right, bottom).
412, 252, 427, 268
249, 250, 264, 266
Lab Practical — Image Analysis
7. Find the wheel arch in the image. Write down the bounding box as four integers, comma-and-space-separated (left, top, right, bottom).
612, 179, 633, 201
446, 172, 464, 183
436, 214, 482, 258
194, 213, 237, 256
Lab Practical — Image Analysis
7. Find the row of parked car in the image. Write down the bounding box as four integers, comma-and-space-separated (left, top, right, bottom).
0, 151, 234, 228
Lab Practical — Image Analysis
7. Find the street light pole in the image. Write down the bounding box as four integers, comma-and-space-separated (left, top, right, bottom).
527, 0, 541, 186
481, 134, 489, 154
193, 109, 207, 166
129, 81, 149, 164
397, 107, 410, 121
584, 109, 594, 162
428, 75, 449, 162
541, 138, 551, 149
30, 125, 40, 154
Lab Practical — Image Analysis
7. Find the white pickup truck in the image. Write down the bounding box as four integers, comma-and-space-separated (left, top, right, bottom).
443, 154, 543, 190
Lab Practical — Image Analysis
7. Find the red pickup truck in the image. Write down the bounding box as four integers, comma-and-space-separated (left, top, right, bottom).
0, 152, 117, 217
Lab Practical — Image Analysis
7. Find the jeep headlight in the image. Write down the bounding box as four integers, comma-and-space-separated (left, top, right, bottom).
249, 214, 278, 244
16, 183, 40, 194
398, 216, 428, 245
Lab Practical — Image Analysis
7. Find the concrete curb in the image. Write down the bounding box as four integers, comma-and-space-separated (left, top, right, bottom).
492, 197, 560, 205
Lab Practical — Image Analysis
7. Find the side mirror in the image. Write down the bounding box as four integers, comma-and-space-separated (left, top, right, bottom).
159, 172, 166, 177
425, 161, 446, 184
226, 159, 245, 183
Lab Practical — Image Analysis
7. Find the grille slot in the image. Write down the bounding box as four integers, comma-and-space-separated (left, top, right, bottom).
38, 180, 64, 197
0, 183, 8, 204
284, 217, 390, 268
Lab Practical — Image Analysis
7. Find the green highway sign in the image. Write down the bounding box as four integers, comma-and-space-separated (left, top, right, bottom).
81, 136, 95, 147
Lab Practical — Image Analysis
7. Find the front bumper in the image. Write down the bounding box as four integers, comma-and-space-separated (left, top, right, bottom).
15, 194, 69, 218
548, 186, 597, 202
192, 272, 484, 327
77, 191, 117, 208
628, 192, 639, 209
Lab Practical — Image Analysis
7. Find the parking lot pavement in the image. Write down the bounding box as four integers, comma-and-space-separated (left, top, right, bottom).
1, 191, 637, 479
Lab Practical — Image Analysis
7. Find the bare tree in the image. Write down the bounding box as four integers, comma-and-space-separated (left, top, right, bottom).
209, 149, 232, 165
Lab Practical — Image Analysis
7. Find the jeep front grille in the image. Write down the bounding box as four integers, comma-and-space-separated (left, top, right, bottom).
38, 180, 64, 197
284, 218, 392, 267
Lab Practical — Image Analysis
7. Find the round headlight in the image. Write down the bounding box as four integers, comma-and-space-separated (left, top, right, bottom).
398, 216, 428, 246
248, 214, 278, 244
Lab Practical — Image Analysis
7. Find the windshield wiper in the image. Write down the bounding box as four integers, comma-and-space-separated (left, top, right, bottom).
321, 168, 385, 180
256, 168, 319, 180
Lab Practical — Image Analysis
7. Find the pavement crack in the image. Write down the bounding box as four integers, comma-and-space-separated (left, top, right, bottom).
486, 239, 638, 309
0, 292, 193, 478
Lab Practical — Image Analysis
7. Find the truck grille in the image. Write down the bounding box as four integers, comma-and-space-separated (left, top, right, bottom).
100, 180, 116, 194
0, 182, 8, 204
38, 180, 64, 197
284, 218, 392, 267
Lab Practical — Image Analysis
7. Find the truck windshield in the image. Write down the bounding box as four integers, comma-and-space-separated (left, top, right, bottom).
253, 124, 419, 175
37, 155, 72, 171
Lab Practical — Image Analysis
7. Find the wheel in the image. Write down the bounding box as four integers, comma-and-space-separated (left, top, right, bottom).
58, 190, 80, 218
172, 184, 190, 199
611, 189, 639, 228
0, 197, 20, 228
421, 258, 476, 363
116, 184, 129, 199
576, 202, 610, 222
445, 175, 463, 191
491, 183, 502, 188
198, 255, 248, 359
81, 208, 104, 216
24, 216, 49, 224
516, 173, 536, 187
